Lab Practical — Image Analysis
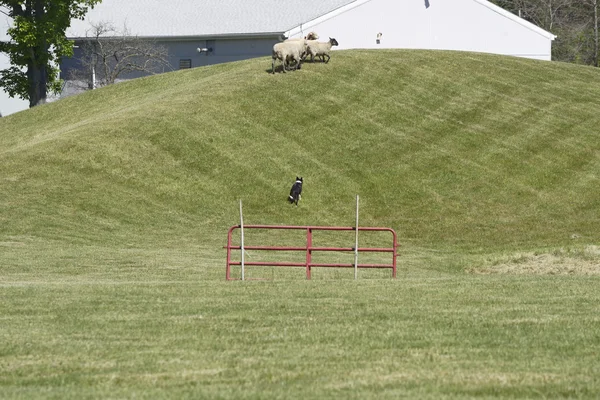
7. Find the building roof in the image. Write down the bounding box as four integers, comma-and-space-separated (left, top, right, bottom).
67, 0, 357, 39
67, 0, 556, 42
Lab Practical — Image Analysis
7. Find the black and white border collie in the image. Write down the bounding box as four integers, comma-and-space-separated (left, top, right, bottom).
288, 177, 303, 206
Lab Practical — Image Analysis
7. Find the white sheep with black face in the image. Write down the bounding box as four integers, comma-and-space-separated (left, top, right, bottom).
271, 39, 307, 73
282, 32, 318, 65
306, 37, 339, 63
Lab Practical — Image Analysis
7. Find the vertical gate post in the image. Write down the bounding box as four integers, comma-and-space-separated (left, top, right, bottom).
240, 200, 245, 281
306, 227, 312, 280
392, 229, 397, 279
226, 225, 235, 280
354, 195, 359, 280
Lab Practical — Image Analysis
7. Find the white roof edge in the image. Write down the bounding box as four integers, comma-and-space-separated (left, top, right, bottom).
284, 0, 371, 38
473, 0, 556, 40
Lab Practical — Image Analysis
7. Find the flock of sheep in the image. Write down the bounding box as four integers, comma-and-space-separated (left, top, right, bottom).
271, 32, 339, 74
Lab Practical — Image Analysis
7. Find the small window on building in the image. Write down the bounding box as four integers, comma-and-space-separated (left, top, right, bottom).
179, 59, 192, 69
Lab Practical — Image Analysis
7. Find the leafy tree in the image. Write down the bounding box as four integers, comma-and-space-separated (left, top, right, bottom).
584, 0, 599, 66
0, 0, 100, 108
491, 0, 599, 66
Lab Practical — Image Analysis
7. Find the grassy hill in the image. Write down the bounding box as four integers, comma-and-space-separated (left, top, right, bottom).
2, 50, 600, 398
2, 50, 600, 255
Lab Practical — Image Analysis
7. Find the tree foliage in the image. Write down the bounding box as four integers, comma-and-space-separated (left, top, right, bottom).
0, 0, 100, 107
491, 0, 599, 66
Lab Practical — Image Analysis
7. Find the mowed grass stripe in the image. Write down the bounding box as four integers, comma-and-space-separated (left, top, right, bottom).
1, 274, 600, 398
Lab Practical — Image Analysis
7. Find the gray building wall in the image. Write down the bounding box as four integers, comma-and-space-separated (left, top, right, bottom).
173, 37, 277, 68
59, 36, 279, 94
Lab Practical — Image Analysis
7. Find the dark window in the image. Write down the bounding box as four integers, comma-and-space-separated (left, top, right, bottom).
179, 59, 192, 69
206, 40, 215, 54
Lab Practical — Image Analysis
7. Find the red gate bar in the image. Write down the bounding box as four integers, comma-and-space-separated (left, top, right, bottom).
225, 225, 398, 280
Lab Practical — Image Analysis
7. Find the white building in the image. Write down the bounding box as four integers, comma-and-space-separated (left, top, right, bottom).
286, 0, 556, 61
60, 0, 555, 88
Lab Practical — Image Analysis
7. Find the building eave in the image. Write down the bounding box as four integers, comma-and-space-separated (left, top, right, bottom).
68, 32, 284, 42
285, 0, 371, 38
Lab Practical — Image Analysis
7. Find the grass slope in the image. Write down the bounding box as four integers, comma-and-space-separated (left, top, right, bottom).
2, 50, 600, 252
2, 50, 600, 398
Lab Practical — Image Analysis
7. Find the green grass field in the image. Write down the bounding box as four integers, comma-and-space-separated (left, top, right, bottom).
2, 49, 600, 398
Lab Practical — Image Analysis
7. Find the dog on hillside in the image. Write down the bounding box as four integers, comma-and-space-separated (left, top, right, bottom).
288, 177, 303, 206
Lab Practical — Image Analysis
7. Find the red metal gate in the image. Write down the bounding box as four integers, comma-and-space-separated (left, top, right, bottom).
225, 225, 398, 280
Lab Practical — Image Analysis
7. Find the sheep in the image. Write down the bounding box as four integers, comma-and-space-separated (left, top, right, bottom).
272, 39, 307, 74
281, 32, 318, 65
306, 37, 339, 63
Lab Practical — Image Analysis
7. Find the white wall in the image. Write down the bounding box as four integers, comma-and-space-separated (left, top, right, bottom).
1, 17, 29, 116
292, 0, 553, 61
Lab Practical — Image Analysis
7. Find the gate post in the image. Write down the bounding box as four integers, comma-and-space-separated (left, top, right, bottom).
306, 227, 312, 280
392, 229, 397, 279
226, 225, 236, 280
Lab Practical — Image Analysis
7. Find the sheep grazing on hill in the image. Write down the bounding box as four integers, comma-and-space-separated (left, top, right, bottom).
281, 32, 318, 65
272, 39, 307, 73
306, 37, 339, 63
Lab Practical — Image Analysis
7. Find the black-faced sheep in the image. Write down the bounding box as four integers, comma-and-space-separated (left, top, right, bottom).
282, 32, 318, 65
306, 38, 339, 63
272, 39, 307, 74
